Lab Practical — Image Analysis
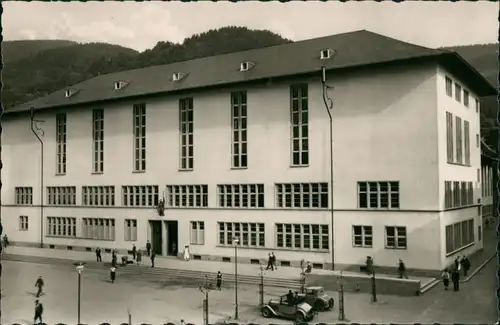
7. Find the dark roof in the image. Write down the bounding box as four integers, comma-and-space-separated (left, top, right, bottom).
6, 30, 496, 114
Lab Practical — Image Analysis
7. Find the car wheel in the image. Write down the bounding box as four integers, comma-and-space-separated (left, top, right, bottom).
295, 312, 305, 323
314, 301, 325, 312
328, 298, 334, 309
261, 307, 271, 318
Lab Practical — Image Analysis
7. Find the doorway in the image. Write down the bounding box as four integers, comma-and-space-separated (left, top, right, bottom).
165, 221, 178, 257
149, 220, 163, 256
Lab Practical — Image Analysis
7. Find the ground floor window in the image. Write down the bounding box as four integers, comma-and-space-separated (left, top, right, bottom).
352, 225, 372, 247
124, 219, 137, 241
445, 219, 474, 254
385, 226, 407, 249
82, 218, 115, 240
190, 221, 205, 245
19, 215, 28, 231
275, 223, 329, 251
47, 217, 76, 237
218, 222, 265, 247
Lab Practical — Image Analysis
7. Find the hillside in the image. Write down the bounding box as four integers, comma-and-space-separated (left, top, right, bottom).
2, 40, 78, 63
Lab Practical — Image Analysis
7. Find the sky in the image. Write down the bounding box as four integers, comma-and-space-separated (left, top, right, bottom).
3, 1, 498, 52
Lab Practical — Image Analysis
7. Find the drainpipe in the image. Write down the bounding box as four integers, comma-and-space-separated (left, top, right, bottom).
30, 107, 44, 248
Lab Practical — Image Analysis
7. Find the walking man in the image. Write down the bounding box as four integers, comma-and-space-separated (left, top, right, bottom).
398, 259, 408, 279
451, 267, 460, 292
265, 253, 273, 271
271, 252, 277, 270
132, 244, 137, 260
216, 271, 222, 291
136, 249, 142, 265
35, 276, 44, 298
151, 251, 156, 268
34, 299, 44, 324
146, 240, 152, 256
96, 247, 102, 262
461, 256, 471, 277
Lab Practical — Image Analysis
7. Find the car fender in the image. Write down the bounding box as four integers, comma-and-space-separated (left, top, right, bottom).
262, 305, 277, 316
297, 302, 313, 314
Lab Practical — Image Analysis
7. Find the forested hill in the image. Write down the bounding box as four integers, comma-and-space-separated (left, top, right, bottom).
1, 27, 290, 109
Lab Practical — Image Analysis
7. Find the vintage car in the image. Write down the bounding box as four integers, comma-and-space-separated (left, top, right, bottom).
261, 294, 317, 322
297, 286, 334, 311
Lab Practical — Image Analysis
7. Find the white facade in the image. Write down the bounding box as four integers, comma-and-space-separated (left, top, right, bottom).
1, 61, 485, 272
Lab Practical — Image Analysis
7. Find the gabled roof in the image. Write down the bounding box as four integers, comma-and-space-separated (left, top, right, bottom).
6, 30, 496, 114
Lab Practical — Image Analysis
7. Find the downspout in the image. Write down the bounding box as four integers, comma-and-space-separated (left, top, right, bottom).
30, 108, 44, 248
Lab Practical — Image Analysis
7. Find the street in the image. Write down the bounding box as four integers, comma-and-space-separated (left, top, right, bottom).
1, 258, 496, 324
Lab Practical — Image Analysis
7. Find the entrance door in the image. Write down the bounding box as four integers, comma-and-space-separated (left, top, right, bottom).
150, 220, 163, 256
165, 221, 178, 257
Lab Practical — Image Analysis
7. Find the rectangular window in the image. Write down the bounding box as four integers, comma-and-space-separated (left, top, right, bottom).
46, 217, 76, 237
454, 83, 461, 102
124, 219, 137, 241
445, 76, 453, 97
275, 223, 329, 251
453, 181, 460, 207
460, 181, 467, 206
475, 98, 480, 113
190, 221, 205, 245
92, 108, 104, 173
179, 97, 194, 170
290, 84, 309, 166
446, 112, 454, 163
82, 186, 115, 206
133, 103, 146, 172
463, 89, 469, 107
464, 120, 470, 165
19, 215, 28, 231
467, 182, 474, 205
46, 186, 76, 205
218, 222, 265, 247
122, 185, 159, 207
231, 91, 248, 168
15, 187, 33, 205
444, 181, 452, 209
82, 218, 115, 240
358, 181, 399, 209
385, 226, 407, 249
56, 113, 67, 174
352, 225, 373, 248
476, 134, 480, 148
275, 183, 328, 209
445, 218, 475, 254
218, 184, 264, 208
455, 116, 462, 164
166, 185, 208, 208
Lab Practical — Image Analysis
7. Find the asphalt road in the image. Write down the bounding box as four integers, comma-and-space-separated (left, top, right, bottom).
0, 259, 496, 324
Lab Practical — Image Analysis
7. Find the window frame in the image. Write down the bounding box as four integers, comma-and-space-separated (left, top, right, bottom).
352, 225, 373, 248
384, 226, 407, 249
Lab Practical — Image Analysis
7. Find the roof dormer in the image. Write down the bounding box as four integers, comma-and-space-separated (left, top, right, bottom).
320, 49, 336, 60
172, 72, 187, 82
64, 88, 78, 98
239, 61, 255, 72
114, 81, 128, 90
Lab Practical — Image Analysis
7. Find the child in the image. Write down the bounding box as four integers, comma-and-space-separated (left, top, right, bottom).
441, 268, 450, 290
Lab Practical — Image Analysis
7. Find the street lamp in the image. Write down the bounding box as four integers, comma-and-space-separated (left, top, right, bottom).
321, 63, 337, 270
258, 264, 265, 308
29, 107, 45, 248
299, 259, 307, 294
73, 261, 86, 325
338, 271, 346, 320
198, 275, 213, 325
232, 237, 239, 320
371, 267, 377, 303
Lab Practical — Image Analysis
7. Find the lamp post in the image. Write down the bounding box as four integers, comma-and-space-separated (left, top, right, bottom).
73, 262, 86, 324
198, 275, 213, 325
338, 271, 345, 320
258, 263, 265, 308
299, 259, 306, 294
232, 238, 239, 320
321, 63, 337, 270
29, 107, 45, 248
371, 267, 377, 303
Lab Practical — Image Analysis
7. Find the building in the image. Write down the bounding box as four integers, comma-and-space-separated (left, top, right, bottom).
1, 30, 495, 273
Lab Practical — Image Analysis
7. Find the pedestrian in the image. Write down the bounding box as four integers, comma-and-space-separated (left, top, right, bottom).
398, 259, 408, 279
171, 242, 177, 256
136, 249, 142, 265
265, 253, 273, 271
111, 249, 117, 267
35, 276, 44, 297
271, 252, 278, 270
216, 271, 222, 291
110, 266, 116, 283
151, 251, 156, 268
365, 256, 374, 275
146, 240, 152, 256
461, 256, 471, 277
34, 299, 44, 324
451, 267, 460, 292
441, 268, 450, 290
3, 234, 9, 248
96, 247, 102, 262
454, 256, 460, 271
132, 244, 137, 260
